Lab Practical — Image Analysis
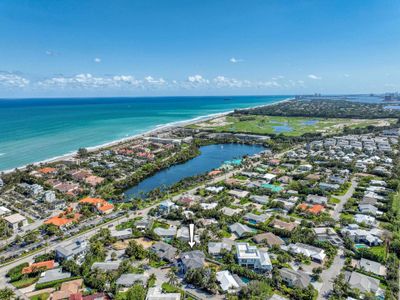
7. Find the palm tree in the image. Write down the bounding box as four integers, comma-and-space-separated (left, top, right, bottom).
167, 267, 179, 286
0, 287, 15, 300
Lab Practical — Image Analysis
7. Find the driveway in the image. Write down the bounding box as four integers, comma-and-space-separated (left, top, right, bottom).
317, 250, 345, 299
332, 179, 358, 220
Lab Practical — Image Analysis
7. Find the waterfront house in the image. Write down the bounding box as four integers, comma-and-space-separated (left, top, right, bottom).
135, 216, 153, 231
79, 197, 114, 214
236, 242, 272, 271
159, 200, 177, 214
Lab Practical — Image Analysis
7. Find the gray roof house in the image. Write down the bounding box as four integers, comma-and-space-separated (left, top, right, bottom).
37, 268, 71, 284
358, 258, 386, 276
154, 226, 177, 238
179, 250, 205, 273
150, 241, 178, 262
243, 213, 269, 224
91, 261, 120, 271
279, 268, 310, 289
346, 271, 380, 294
55, 238, 88, 261
229, 223, 254, 238
110, 228, 133, 240
208, 238, 234, 256
116, 273, 149, 287
306, 194, 328, 205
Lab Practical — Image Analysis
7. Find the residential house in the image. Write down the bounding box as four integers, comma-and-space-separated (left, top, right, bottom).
319, 183, 340, 191
179, 250, 205, 273
236, 242, 272, 271
110, 228, 132, 240
116, 273, 149, 288
91, 262, 120, 271
284, 243, 326, 263
358, 258, 386, 276
279, 268, 311, 288
313, 227, 342, 246
159, 200, 177, 214
208, 239, 234, 256
269, 219, 297, 232
346, 271, 380, 295
37, 268, 71, 284
79, 197, 114, 214
149, 241, 178, 263
55, 238, 88, 261
221, 207, 242, 217
22, 260, 55, 274
249, 195, 269, 205
146, 286, 180, 300
306, 194, 328, 205
216, 270, 242, 293
4, 213, 28, 231
135, 217, 153, 231
354, 214, 376, 226
252, 232, 284, 247
228, 189, 250, 199
243, 213, 269, 224
229, 223, 254, 238
154, 226, 177, 239
51, 279, 83, 300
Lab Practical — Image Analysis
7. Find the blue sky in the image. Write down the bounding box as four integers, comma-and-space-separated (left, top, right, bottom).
0, 0, 399, 97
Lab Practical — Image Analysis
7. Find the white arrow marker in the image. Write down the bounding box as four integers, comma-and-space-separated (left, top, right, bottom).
188, 223, 196, 248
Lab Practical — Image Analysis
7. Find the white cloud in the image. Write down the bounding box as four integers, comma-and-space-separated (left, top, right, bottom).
344, 74, 350, 78
230, 57, 243, 63
308, 74, 322, 80
144, 76, 166, 85
94, 58, 101, 63
213, 76, 248, 88
187, 74, 209, 84
0, 72, 30, 88
38, 73, 141, 89
45, 50, 55, 56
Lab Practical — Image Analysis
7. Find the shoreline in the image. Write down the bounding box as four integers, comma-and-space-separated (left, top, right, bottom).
2, 97, 293, 173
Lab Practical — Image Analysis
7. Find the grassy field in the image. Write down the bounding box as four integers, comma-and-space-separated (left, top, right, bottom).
190, 115, 396, 136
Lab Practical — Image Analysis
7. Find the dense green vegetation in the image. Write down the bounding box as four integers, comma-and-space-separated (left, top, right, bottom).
237, 99, 400, 119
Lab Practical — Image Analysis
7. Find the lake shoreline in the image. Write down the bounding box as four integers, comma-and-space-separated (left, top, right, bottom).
2, 97, 293, 174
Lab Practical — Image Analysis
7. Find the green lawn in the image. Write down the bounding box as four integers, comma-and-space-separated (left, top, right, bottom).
29, 292, 49, 300
12, 277, 39, 289
329, 197, 341, 204
189, 115, 396, 136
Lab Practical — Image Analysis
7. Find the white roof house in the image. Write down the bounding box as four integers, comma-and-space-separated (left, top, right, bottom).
284, 243, 326, 263
0, 206, 11, 216
354, 214, 376, 226
146, 286, 180, 300
216, 270, 240, 292
236, 242, 272, 271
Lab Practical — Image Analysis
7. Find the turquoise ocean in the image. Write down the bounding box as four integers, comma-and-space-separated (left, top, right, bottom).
0, 96, 288, 171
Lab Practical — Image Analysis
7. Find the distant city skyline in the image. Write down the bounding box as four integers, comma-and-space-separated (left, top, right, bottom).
1, 0, 400, 97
